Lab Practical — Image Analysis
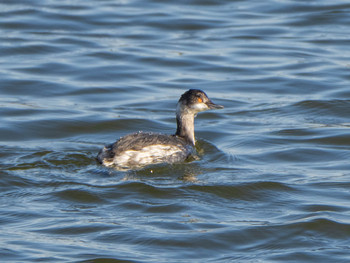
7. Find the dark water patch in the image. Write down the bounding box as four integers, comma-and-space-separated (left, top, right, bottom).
283, 6, 350, 28
0, 43, 69, 57
2, 117, 112, 141
185, 181, 296, 202
115, 181, 184, 199
74, 65, 159, 83
287, 217, 350, 241
0, 106, 75, 121
293, 100, 350, 119
0, 209, 46, 226
37, 222, 114, 236
310, 132, 350, 147
13, 62, 79, 77
79, 258, 135, 263
1, 144, 96, 180
54, 36, 102, 49
54, 188, 105, 204
85, 51, 132, 61
145, 17, 227, 32
1, 9, 88, 32
0, 171, 35, 190
0, 78, 75, 97
300, 204, 348, 213
255, 147, 347, 164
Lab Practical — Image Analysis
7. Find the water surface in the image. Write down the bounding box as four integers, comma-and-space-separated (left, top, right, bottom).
1, 0, 350, 262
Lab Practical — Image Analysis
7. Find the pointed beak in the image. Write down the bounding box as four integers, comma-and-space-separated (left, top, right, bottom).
206, 100, 224, 110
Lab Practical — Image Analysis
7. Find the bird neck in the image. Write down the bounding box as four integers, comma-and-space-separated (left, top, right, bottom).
175, 112, 195, 146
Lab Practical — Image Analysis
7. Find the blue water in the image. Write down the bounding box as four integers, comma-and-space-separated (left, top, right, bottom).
1, 0, 350, 262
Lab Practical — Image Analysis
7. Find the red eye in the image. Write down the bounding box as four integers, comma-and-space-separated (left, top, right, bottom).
197, 98, 203, 103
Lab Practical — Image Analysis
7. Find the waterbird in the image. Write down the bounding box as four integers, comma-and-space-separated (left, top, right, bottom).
97, 89, 224, 170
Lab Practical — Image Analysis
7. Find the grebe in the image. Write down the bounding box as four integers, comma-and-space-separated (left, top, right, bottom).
97, 89, 224, 170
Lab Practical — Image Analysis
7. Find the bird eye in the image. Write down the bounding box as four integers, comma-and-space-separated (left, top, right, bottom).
197, 97, 203, 103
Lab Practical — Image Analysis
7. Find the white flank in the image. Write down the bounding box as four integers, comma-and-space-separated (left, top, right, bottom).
116, 144, 183, 166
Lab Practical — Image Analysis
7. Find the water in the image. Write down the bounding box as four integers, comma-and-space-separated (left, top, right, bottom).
1, 0, 350, 262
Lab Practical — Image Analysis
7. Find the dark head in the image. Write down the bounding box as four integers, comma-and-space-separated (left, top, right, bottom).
177, 89, 224, 116
175, 89, 224, 145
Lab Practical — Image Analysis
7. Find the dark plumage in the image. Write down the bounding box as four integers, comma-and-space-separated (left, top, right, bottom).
97, 132, 192, 168
110, 132, 188, 154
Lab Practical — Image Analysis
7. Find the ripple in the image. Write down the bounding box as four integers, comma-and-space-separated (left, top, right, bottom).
293, 100, 350, 118
185, 181, 296, 201
53, 188, 105, 203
